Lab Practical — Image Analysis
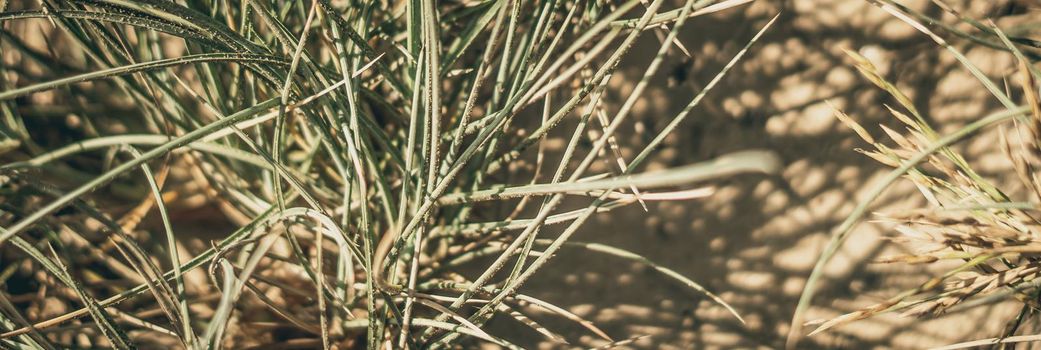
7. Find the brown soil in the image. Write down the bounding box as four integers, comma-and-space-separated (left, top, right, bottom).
5, 0, 1039, 349
501, 1, 1039, 348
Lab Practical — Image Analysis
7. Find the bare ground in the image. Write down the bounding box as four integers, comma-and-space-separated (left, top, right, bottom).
495, 1, 1041, 348
5, 0, 1038, 348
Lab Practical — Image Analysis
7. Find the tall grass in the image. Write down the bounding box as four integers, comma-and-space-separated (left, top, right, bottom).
791, 1, 1041, 348
0, 0, 778, 348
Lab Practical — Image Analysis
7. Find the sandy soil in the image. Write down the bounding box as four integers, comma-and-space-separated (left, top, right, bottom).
495, 0, 1041, 348
5, 0, 1038, 348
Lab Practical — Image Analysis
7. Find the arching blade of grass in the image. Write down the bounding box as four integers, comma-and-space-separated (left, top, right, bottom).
1, 134, 270, 170
0, 53, 287, 101
438, 150, 778, 205
0, 205, 275, 339
203, 229, 282, 348
930, 333, 1041, 350
1, 0, 786, 346
429, 12, 779, 346
494, 302, 568, 344
611, 0, 753, 28
0, 69, 361, 245
0, 10, 218, 45
789, 3, 1041, 346
439, 0, 505, 75
872, 0, 1041, 60
407, 318, 521, 349
272, 0, 321, 213
786, 105, 1030, 348
871, 1, 1016, 110
124, 147, 197, 347
432, 204, 617, 238
0, 97, 276, 244
588, 335, 652, 350
377, 0, 649, 294
89, 0, 266, 54
421, 3, 675, 342
430, 189, 711, 238
514, 293, 614, 342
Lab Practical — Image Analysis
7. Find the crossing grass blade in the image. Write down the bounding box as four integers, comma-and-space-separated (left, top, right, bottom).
0, 0, 776, 347
793, 3, 1041, 348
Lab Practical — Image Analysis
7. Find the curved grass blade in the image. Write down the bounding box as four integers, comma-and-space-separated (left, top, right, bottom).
2, 134, 271, 170
930, 333, 1041, 350
514, 294, 613, 342
438, 150, 778, 205
0, 97, 275, 244
410, 318, 520, 349
0, 53, 287, 101
786, 105, 1030, 348
0, 10, 219, 46
124, 147, 196, 346
438, 14, 781, 342
589, 335, 652, 350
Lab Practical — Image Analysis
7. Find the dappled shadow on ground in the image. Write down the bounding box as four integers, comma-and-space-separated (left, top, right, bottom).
493, 0, 1038, 348
2, 0, 1033, 348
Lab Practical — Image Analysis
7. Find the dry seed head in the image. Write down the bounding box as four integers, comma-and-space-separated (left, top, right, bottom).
857, 148, 901, 167
885, 105, 921, 132
828, 101, 875, 144
873, 254, 939, 264
880, 124, 915, 151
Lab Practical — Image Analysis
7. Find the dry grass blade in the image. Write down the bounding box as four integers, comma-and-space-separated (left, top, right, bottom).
514, 294, 614, 342
495, 303, 568, 344
588, 334, 652, 349
930, 333, 1041, 350
802, 5, 1041, 346
790, 104, 1029, 347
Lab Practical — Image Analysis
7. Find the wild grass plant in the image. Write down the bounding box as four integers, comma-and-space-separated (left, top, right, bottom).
0, 0, 779, 348
793, 1, 1041, 348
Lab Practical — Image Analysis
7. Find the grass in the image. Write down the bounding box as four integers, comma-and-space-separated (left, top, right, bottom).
0, 0, 779, 348
792, 1, 1041, 349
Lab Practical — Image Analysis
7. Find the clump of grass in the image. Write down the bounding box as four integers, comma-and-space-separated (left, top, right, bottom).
792, 1, 1041, 348
0, 0, 778, 348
